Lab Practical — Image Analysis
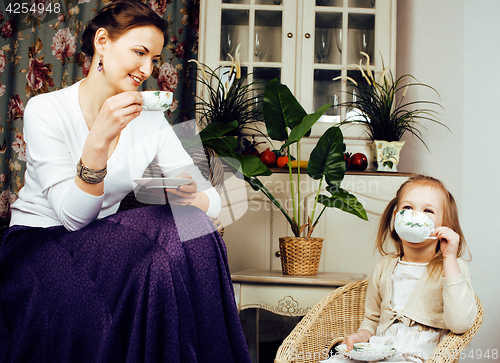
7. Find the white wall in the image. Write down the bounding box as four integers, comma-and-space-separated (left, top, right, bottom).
396, 0, 464, 198
397, 0, 500, 360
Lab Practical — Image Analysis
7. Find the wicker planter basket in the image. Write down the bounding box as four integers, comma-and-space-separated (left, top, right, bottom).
279, 237, 323, 276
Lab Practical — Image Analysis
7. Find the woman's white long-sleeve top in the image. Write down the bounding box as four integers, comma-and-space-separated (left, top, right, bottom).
10, 80, 221, 231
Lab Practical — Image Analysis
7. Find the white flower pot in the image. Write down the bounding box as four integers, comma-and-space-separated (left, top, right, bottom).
370, 140, 406, 172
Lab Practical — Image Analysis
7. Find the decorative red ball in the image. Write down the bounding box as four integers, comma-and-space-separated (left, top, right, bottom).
349, 153, 368, 171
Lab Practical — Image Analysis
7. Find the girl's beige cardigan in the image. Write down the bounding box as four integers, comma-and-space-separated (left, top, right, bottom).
358, 256, 477, 335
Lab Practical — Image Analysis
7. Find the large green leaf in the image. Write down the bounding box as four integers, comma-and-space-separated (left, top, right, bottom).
201, 137, 239, 155
280, 103, 333, 151
307, 126, 345, 185
318, 187, 368, 221
215, 147, 271, 178
199, 120, 239, 141
263, 78, 307, 141
237, 154, 272, 178
180, 120, 239, 150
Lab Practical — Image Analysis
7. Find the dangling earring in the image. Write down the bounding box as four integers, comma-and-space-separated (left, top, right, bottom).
97, 55, 103, 72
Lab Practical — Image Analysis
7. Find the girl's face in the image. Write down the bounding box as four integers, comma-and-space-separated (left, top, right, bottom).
101, 25, 164, 94
396, 184, 445, 246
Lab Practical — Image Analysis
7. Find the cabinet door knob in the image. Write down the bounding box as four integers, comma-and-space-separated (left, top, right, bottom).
275, 251, 281, 257
287, 32, 293, 38
305, 33, 311, 39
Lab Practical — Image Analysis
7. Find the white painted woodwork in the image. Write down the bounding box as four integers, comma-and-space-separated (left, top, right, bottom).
222, 171, 409, 277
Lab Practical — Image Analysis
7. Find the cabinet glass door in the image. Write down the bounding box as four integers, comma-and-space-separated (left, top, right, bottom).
348, 0, 376, 8
312, 9, 343, 115
220, 9, 249, 62
314, 12, 342, 65
301, 0, 392, 136
202, 0, 296, 103
347, 13, 375, 64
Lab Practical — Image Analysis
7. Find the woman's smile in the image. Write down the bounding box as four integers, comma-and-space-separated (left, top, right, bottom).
129, 74, 143, 86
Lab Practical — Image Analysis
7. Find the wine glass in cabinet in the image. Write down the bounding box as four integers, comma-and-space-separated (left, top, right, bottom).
200, 0, 297, 101
300, 0, 394, 139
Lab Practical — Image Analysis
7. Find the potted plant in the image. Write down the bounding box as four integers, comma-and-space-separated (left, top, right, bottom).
246, 79, 368, 275
188, 46, 264, 136
338, 53, 447, 172
186, 49, 271, 179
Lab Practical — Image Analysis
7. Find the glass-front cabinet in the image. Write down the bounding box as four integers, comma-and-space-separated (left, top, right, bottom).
200, 0, 395, 140
202, 0, 297, 96
301, 0, 394, 137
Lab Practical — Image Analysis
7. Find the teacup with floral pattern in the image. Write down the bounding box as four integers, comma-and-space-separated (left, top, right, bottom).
394, 209, 437, 243
141, 91, 173, 111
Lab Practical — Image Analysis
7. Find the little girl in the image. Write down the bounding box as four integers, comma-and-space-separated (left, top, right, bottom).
325, 174, 477, 363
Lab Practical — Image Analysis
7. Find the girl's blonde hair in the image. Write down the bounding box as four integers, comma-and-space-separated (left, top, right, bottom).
376, 174, 469, 276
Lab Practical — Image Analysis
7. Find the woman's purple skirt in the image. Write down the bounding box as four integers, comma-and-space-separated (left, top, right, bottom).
0, 205, 251, 363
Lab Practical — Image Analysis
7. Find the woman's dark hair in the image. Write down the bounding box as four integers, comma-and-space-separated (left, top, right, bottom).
81, 0, 169, 57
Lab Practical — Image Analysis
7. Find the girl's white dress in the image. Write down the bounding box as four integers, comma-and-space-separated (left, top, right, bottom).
323, 259, 448, 363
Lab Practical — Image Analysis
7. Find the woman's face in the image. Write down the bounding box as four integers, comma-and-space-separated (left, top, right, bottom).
101, 25, 164, 93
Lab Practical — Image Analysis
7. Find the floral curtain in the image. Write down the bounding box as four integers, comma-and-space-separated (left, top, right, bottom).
0, 0, 200, 223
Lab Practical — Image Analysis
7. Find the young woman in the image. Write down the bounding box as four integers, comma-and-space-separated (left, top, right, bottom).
325, 175, 477, 363
0, 1, 251, 362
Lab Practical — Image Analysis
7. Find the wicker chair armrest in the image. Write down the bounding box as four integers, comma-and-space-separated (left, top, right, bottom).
274, 279, 368, 363
275, 280, 482, 363
427, 295, 483, 363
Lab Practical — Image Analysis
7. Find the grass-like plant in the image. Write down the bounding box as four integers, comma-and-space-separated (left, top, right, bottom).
337, 53, 448, 147
189, 47, 263, 135
186, 52, 271, 179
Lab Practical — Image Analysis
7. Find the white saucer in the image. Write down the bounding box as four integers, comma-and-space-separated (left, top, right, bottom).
336, 343, 397, 361
132, 177, 192, 189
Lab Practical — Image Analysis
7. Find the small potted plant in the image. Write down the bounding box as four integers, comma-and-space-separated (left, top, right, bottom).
189, 46, 264, 136
187, 48, 271, 179
338, 53, 447, 172
246, 79, 368, 275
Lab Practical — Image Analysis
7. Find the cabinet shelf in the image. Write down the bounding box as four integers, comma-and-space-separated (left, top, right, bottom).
266, 167, 413, 176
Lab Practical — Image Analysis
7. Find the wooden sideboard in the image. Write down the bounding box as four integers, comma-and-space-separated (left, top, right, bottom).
231, 269, 367, 363
223, 171, 412, 277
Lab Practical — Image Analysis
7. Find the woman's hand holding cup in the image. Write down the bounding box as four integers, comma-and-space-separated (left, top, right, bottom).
90, 91, 144, 144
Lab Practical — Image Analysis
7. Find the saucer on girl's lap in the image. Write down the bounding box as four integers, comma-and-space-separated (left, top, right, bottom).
335, 343, 397, 361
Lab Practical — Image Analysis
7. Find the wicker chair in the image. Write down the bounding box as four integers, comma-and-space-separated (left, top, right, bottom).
274, 279, 483, 363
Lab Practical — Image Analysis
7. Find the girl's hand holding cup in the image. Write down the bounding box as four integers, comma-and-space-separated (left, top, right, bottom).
434, 226, 460, 260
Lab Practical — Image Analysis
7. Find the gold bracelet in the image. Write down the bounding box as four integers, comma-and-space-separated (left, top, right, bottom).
76, 158, 107, 184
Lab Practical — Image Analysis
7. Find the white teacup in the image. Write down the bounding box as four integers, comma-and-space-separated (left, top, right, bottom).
141, 91, 173, 111
394, 209, 436, 243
